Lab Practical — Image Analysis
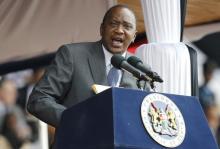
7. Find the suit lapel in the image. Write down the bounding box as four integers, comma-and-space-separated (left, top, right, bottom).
88, 41, 108, 86
88, 44, 139, 89
120, 71, 138, 89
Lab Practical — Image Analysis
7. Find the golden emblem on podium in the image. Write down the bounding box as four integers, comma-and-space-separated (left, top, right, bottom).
141, 93, 186, 148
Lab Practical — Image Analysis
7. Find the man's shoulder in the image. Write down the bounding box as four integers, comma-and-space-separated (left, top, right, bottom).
125, 51, 135, 59
126, 51, 134, 56
63, 41, 101, 53
54, 40, 103, 62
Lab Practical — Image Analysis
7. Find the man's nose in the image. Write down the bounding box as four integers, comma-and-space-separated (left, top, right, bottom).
114, 25, 124, 34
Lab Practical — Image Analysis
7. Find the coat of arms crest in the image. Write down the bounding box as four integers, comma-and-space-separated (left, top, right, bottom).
141, 93, 186, 148
148, 103, 178, 136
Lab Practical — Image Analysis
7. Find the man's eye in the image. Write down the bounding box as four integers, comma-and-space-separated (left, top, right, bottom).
124, 24, 133, 30
110, 22, 118, 27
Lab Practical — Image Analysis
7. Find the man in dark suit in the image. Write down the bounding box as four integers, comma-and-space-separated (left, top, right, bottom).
27, 5, 148, 128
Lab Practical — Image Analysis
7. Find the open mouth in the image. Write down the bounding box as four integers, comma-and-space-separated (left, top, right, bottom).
112, 37, 123, 48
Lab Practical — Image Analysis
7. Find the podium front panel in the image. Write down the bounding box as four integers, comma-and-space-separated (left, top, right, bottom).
55, 88, 218, 149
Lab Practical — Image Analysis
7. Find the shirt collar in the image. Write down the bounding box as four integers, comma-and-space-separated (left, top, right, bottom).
102, 45, 126, 67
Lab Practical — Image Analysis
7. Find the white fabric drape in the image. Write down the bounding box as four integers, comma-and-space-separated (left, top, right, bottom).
141, 0, 181, 43
137, 0, 191, 96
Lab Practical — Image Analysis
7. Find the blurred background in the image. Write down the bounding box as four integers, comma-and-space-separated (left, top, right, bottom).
0, 0, 220, 148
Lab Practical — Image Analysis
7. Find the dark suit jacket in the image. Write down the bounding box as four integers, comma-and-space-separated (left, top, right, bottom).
27, 41, 146, 127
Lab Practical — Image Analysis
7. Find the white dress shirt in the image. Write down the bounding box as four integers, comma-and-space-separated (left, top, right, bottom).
102, 45, 126, 87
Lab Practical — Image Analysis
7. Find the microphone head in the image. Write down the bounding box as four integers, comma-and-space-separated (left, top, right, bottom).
155, 76, 163, 83
111, 54, 126, 69
127, 56, 142, 67
152, 72, 163, 82
128, 56, 163, 83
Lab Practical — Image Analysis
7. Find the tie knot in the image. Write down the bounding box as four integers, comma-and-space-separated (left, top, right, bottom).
107, 67, 121, 87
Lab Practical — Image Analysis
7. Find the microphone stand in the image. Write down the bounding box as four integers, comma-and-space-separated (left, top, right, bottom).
136, 77, 157, 92
136, 79, 145, 91
150, 80, 156, 92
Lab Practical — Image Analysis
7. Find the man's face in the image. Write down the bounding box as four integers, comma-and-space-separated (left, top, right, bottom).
100, 7, 136, 54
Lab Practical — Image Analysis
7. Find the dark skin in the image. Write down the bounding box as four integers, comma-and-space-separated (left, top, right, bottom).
100, 7, 137, 54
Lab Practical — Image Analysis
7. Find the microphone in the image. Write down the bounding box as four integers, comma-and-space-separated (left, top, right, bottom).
127, 56, 163, 83
111, 55, 150, 82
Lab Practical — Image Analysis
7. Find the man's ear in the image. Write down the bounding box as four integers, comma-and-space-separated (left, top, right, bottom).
132, 32, 137, 42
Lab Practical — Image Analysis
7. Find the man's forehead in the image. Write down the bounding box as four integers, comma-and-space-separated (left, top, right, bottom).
111, 17, 135, 26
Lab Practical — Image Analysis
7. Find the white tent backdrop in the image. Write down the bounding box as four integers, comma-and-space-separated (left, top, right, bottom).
0, 0, 115, 63
136, 0, 191, 96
